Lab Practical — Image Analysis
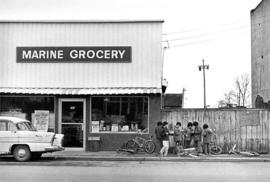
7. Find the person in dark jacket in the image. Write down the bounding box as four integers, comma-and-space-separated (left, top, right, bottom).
183, 122, 193, 148
155, 121, 163, 151
202, 124, 212, 155
160, 121, 169, 157
193, 121, 202, 152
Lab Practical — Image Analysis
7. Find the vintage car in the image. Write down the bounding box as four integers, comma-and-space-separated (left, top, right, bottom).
0, 116, 64, 162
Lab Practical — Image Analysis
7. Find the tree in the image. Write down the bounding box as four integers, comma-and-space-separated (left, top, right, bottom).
224, 90, 236, 105
218, 90, 237, 108
234, 73, 250, 107
218, 73, 251, 108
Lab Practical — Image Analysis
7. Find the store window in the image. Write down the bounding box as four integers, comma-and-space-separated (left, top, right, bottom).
0, 96, 55, 132
91, 97, 148, 133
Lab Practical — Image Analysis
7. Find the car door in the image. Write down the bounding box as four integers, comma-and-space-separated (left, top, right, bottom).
0, 119, 18, 154
16, 122, 54, 152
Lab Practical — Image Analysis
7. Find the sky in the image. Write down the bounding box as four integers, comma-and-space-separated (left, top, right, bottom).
0, 0, 262, 108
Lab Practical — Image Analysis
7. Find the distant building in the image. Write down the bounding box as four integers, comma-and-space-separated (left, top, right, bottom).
251, 0, 270, 107
163, 94, 183, 108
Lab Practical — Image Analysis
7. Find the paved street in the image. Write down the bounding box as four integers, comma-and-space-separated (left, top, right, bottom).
0, 161, 270, 182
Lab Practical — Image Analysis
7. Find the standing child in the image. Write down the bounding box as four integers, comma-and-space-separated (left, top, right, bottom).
160, 121, 169, 157
183, 122, 193, 148
202, 124, 212, 155
193, 121, 202, 153
173, 122, 184, 155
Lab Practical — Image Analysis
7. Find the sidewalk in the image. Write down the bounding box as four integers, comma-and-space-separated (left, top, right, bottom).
43, 150, 270, 162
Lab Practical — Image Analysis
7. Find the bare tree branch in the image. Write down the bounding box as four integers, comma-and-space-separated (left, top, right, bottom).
218, 73, 251, 108
234, 73, 250, 107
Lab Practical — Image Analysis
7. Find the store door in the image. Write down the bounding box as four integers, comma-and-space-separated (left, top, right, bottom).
59, 99, 86, 150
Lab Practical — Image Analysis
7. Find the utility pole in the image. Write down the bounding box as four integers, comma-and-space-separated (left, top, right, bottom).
198, 59, 209, 109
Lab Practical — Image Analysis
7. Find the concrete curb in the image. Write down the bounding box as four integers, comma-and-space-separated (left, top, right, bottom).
43, 156, 270, 162
38, 151, 270, 162
1, 155, 270, 164
1, 151, 268, 163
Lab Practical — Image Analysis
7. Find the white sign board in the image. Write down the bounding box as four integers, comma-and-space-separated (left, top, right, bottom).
111, 124, 119, 132
92, 121, 100, 133
33, 110, 49, 132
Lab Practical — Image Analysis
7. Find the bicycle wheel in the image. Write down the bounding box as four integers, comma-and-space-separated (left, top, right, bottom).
126, 140, 136, 149
144, 141, 156, 154
210, 144, 222, 155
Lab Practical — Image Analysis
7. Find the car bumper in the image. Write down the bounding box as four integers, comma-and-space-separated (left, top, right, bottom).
45, 146, 65, 152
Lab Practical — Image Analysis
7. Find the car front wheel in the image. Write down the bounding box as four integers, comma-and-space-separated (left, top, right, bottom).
13, 145, 32, 162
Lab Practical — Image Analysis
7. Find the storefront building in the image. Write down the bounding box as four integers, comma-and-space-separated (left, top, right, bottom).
0, 20, 163, 151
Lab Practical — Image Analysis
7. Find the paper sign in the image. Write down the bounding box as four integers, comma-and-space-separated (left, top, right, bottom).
33, 110, 49, 132
92, 121, 100, 133
111, 124, 119, 132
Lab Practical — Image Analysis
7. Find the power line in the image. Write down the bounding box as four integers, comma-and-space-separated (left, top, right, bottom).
168, 31, 249, 48
162, 21, 270, 47
163, 13, 270, 36
163, 19, 249, 35
167, 23, 270, 48
162, 25, 249, 42
161, 13, 270, 49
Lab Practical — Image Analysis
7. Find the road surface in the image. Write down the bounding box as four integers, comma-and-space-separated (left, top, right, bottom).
0, 161, 270, 182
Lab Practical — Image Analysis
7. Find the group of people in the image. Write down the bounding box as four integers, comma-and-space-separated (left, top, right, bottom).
155, 121, 213, 157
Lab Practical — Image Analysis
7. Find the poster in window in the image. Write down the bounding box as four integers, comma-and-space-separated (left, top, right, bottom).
92, 121, 100, 133
111, 124, 119, 132
33, 110, 49, 132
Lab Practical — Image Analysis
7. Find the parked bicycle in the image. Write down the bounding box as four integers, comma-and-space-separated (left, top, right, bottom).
209, 130, 223, 155
229, 144, 260, 157
117, 130, 156, 154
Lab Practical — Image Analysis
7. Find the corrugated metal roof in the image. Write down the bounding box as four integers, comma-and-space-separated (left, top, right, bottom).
0, 87, 161, 95
0, 20, 164, 23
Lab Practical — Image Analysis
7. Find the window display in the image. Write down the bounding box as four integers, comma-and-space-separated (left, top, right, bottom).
91, 97, 148, 133
0, 96, 55, 131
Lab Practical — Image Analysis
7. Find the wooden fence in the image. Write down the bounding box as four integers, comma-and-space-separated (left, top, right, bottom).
162, 108, 270, 153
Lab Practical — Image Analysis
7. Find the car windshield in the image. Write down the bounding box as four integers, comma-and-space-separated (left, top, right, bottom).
17, 122, 36, 131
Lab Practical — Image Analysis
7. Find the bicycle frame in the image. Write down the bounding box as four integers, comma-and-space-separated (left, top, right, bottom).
229, 144, 260, 157
134, 135, 153, 148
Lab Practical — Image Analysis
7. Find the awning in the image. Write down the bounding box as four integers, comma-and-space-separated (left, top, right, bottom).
0, 87, 161, 95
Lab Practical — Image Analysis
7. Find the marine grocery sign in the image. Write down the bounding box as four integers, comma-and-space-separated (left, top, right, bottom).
16, 47, 131, 63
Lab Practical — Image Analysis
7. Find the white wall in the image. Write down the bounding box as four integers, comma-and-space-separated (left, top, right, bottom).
0, 21, 163, 89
